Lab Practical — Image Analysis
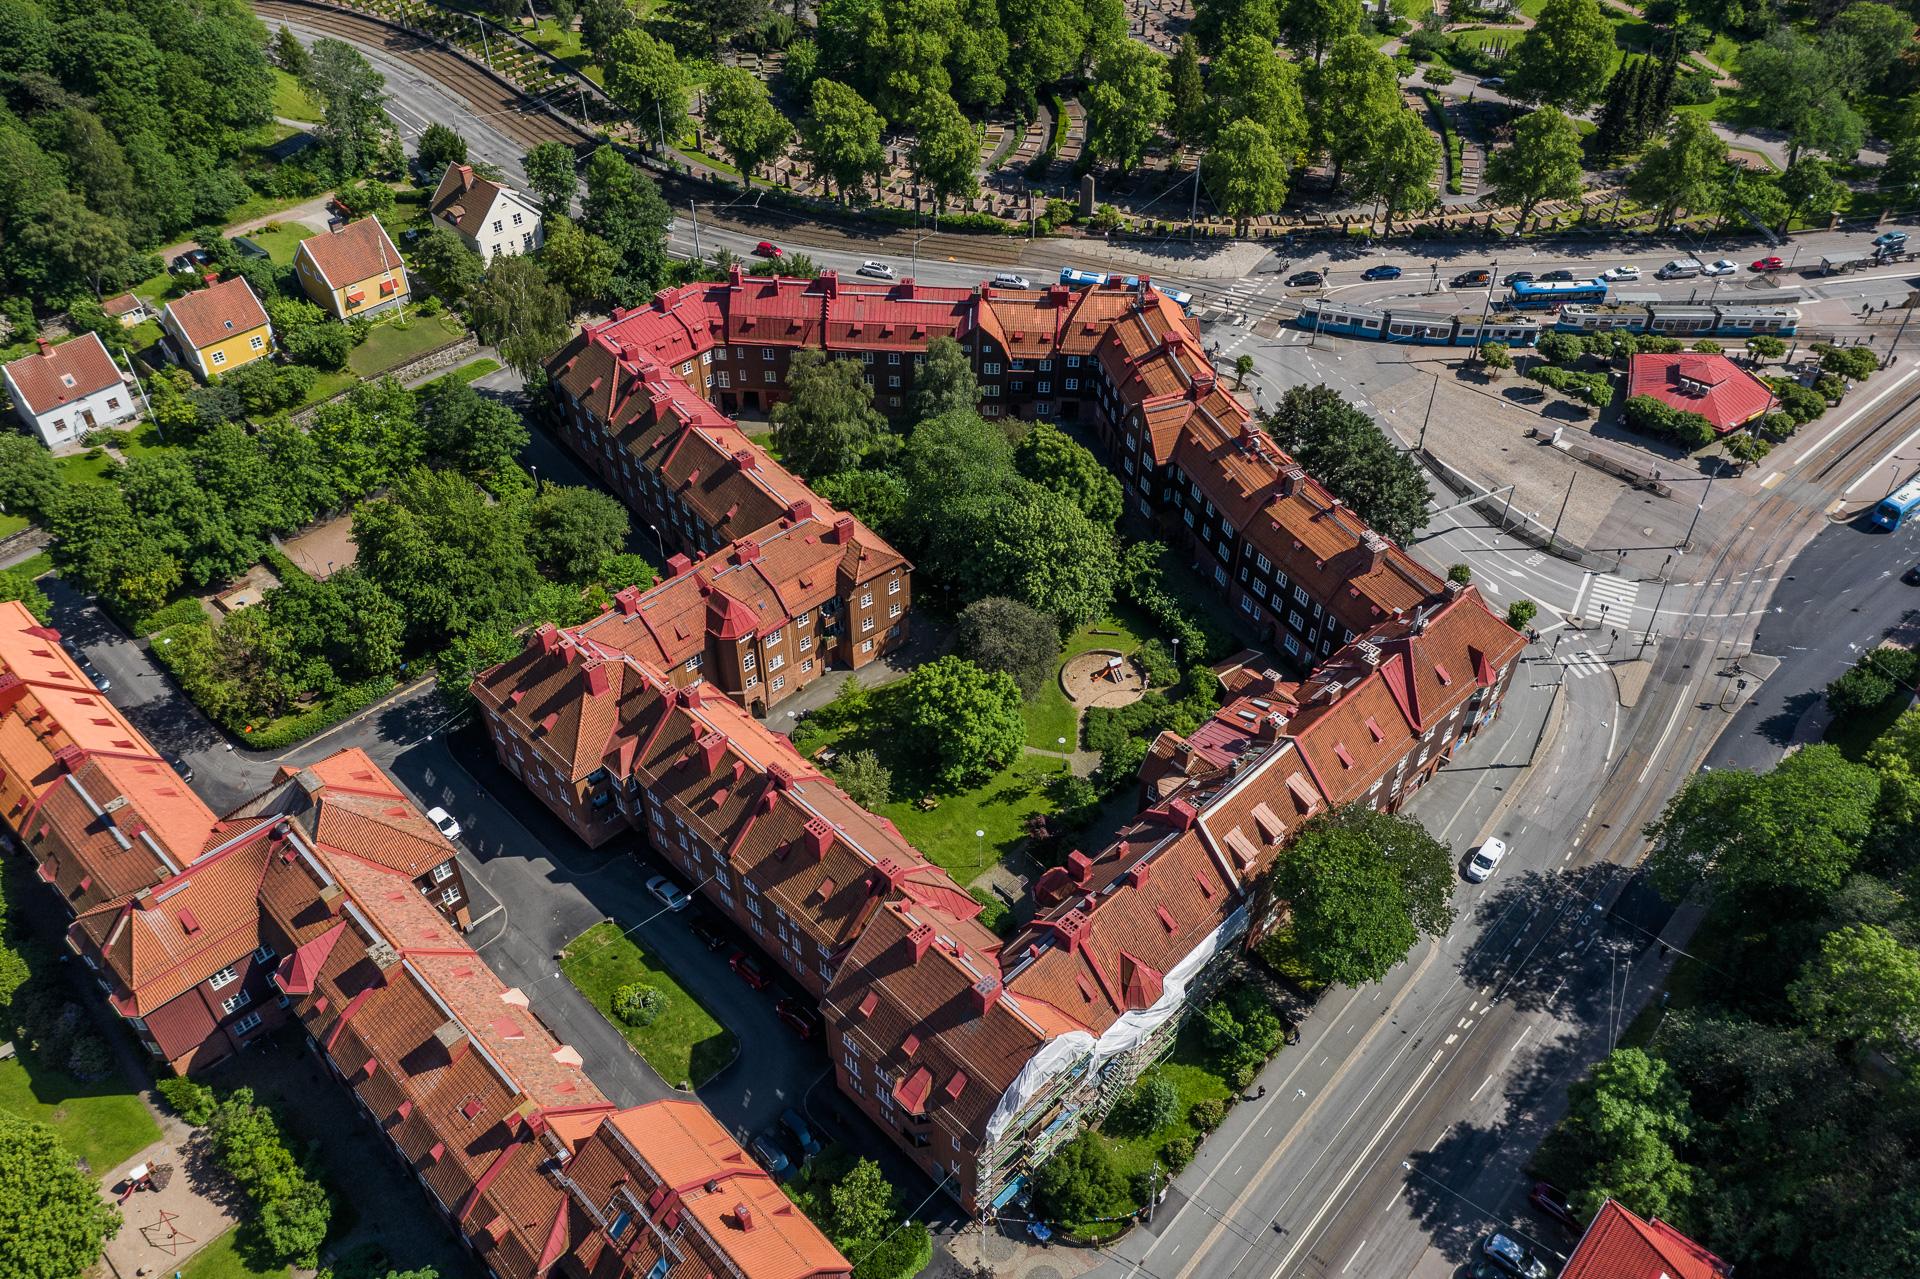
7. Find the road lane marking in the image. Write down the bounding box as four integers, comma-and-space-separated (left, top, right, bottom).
1342, 1241, 1367, 1274
1445, 1033, 1459, 1044
1470, 1073, 1494, 1101
1637, 696, 1690, 785
1510, 1025, 1536, 1055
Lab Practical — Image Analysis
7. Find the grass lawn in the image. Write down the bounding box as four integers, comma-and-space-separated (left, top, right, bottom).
0, 513, 28, 538
347, 312, 469, 378
243, 223, 315, 266
11, 551, 53, 579
291, 368, 360, 411
1025, 604, 1164, 752
179, 1226, 290, 1279
523, 17, 605, 85
272, 69, 323, 124
423, 357, 503, 388
560, 921, 736, 1088
0, 1052, 159, 1172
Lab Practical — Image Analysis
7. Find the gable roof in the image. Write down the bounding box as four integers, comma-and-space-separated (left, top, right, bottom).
4, 333, 124, 416
1561, 1199, 1730, 1279
227, 748, 456, 880
297, 218, 405, 289
164, 276, 269, 351
429, 163, 533, 239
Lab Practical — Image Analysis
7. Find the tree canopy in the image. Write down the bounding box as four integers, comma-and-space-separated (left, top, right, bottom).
1262, 385, 1431, 543
1505, 0, 1619, 110
901, 655, 1026, 788
953, 596, 1063, 697
771, 349, 891, 476
0, 1113, 121, 1279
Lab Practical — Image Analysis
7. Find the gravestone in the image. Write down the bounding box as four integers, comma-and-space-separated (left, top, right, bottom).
1079, 174, 1097, 218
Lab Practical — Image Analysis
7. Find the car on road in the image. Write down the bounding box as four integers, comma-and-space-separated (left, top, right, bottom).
1464, 837, 1509, 883
1528, 1182, 1579, 1231
688, 908, 729, 950
1452, 269, 1492, 287
426, 806, 462, 841
1703, 258, 1738, 276
1481, 76, 1505, 89
1905, 563, 1920, 586
774, 992, 822, 1039
1503, 386, 1547, 404
60, 641, 110, 692
1480, 1232, 1550, 1279
1873, 230, 1908, 249
748, 1129, 792, 1179
1501, 271, 1535, 286
1599, 265, 1641, 282
753, 240, 783, 258
646, 874, 691, 912
991, 272, 1033, 289
169, 249, 210, 273
1286, 270, 1325, 287
1537, 269, 1576, 282
164, 752, 194, 784
730, 949, 773, 990
1361, 264, 1403, 281
231, 236, 270, 260
1751, 255, 1786, 272
780, 1107, 823, 1161
856, 260, 895, 279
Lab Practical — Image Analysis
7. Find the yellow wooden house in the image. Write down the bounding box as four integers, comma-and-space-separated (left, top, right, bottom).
160, 276, 274, 381
293, 218, 410, 321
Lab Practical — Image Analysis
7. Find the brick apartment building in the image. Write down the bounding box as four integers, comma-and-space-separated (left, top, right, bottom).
478, 275, 1530, 1214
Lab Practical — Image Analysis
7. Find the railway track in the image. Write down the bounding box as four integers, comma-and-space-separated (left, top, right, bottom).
252, 0, 587, 152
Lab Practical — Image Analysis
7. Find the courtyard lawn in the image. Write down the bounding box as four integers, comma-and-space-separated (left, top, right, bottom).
178, 1227, 290, 1279
243, 223, 315, 266
1025, 605, 1163, 752
560, 921, 736, 1089
0, 1051, 160, 1172
53, 422, 177, 488
271, 69, 323, 124
347, 312, 468, 378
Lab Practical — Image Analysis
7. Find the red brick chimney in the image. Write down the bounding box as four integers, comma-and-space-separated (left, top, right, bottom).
667, 553, 694, 578
828, 516, 855, 544
1066, 849, 1093, 885
905, 922, 934, 962
971, 976, 1003, 1014
803, 817, 833, 860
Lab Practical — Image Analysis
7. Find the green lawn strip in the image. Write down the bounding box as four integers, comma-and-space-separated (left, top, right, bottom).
0, 1052, 160, 1172
422, 357, 503, 388
289, 368, 361, 412
271, 69, 324, 124
560, 920, 737, 1088
243, 224, 316, 266
0, 514, 28, 539
347, 312, 469, 378
11, 551, 53, 579
178, 1226, 291, 1279
877, 755, 1069, 885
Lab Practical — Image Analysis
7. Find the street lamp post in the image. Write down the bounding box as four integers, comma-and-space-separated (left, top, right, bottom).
1547, 471, 1576, 553
910, 232, 931, 280
1640, 553, 1675, 656
1417, 369, 1438, 452
649, 523, 666, 561
1680, 467, 1718, 552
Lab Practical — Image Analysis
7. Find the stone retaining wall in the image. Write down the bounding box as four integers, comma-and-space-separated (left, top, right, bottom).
289, 333, 480, 426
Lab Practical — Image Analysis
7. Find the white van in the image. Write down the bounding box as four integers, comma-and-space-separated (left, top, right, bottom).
1655, 257, 1704, 280
1464, 837, 1509, 883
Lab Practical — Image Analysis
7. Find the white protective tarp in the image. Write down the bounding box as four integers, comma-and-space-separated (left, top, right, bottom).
984, 901, 1250, 1144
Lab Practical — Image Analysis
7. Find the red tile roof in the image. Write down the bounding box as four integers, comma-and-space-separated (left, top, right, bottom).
164, 276, 269, 351
1627, 351, 1773, 434
4, 333, 125, 416
297, 218, 406, 289
1561, 1200, 1729, 1279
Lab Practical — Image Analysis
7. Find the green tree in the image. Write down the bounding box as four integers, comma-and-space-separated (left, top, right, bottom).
119, 453, 257, 587
417, 123, 467, 172
949, 485, 1120, 627
1264, 805, 1456, 986
527, 484, 631, 581
1485, 108, 1585, 234
1032, 1130, 1129, 1223
579, 0, 637, 61
1350, 105, 1439, 233
907, 335, 978, 418
1778, 157, 1844, 230
0, 1112, 121, 1279
1085, 41, 1170, 171
538, 214, 619, 310
816, 469, 910, 537
1789, 923, 1920, 1055
1507, 598, 1537, 630
953, 596, 1062, 697
1002, 0, 1092, 95
1203, 118, 1291, 231
1310, 35, 1400, 191
1643, 744, 1879, 916
1732, 29, 1863, 164
836, 749, 893, 809
1206, 34, 1309, 162
827, 1157, 894, 1245
523, 141, 579, 216
417, 375, 528, 477
1283, 0, 1362, 66
467, 253, 573, 380
604, 29, 689, 150
272, 25, 310, 77
1540, 1048, 1694, 1224
303, 37, 391, 178
1822, 1, 1909, 96
771, 348, 889, 476
706, 66, 791, 187
803, 79, 888, 201
351, 468, 542, 645
0, 434, 62, 519
901, 655, 1026, 787
909, 92, 983, 213
581, 146, 674, 304
1015, 421, 1122, 525
1263, 384, 1431, 542
1629, 112, 1727, 230
1115, 1075, 1181, 1134
409, 226, 484, 305
0, 569, 52, 623
1505, 0, 1619, 110
1169, 34, 1206, 144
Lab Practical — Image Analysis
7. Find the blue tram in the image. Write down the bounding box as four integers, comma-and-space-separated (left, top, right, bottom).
1553, 301, 1799, 338
1297, 299, 1542, 346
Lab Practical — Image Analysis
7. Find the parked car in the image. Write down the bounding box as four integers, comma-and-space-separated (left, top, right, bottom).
1480, 1232, 1550, 1279
774, 993, 822, 1039
1703, 258, 1738, 276
1537, 269, 1576, 282
163, 752, 194, 784
780, 1107, 823, 1160
856, 260, 895, 279
1503, 386, 1547, 404
688, 909, 730, 951
1528, 1182, 1579, 1231
1464, 837, 1508, 883
753, 240, 783, 258
1599, 265, 1641, 282
1452, 269, 1492, 287
646, 874, 691, 912
1361, 264, 1403, 281
1751, 255, 1786, 272
748, 1129, 792, 1179
1905, 562, 1920, 586
1873, 230, 1909, 249
1286, 270, 1325, 287
729, 950, 773, 990
169, 249, 210, 273
426, 806, 462, 841
231, 236, 270, 260
1501, 270, 1535, 286
1480, 76, 1506, 89
991, 272, 1033, 289
60, 641, 110, 692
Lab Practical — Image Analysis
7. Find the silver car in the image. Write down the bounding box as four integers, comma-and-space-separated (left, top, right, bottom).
646, 874, 691, 911
856, 260, 895, 279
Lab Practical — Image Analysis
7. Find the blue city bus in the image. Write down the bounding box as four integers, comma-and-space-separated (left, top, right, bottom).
1507, 279, 1609, 309
1874, 473, 1920, 530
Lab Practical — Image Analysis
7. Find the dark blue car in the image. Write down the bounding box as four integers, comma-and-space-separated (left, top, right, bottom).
1361, 265, 1403, 281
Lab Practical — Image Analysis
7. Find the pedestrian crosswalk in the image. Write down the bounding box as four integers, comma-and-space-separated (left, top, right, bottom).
1563, 649, 1609, 679
1583, 573, 1641, 623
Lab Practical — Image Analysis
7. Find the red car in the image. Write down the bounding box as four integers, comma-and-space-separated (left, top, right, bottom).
1750, 256, 1785, 272
774, 994, 821, 1039
753, 240, 783, 258
729, 950, 772, 990
1528, 1182, 1579, 1231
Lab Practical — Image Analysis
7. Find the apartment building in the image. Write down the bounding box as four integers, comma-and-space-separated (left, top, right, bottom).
486, 274, 1529, 1215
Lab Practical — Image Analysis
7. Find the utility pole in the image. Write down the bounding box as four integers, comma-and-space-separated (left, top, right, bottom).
1417, 369, 1439, 452
655, 100, 667, 154
1470, 259, 1498, 363
1639, 552, 1674, 657
1884, 301, 1914, 370
1680, 467, 1717, 552
688, 200, 703, 264
1548, 471, 1576, 553
1188, 162, 1199, 242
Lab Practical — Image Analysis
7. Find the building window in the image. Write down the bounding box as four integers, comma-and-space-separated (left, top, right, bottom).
888, 375, 900, 388
432, 861, 454, 883
221, 989, 252, 1016
765, 630, 782, 647
762, 347, 774, 360
861, 351, 874, 363
493, 220, 504, 233
982, 384, 1000, 397
799, 635, 812, 651
513, 212, 524, 226
764, 370, 776, 383
1064, 377, 1079, 391
253, 944, 276, 965
1039, 359, 1053, 371
686, 654, 703, 671
861, 639, 874, 653
441, 886, 461, 907
889, 603, 902, 618
982, 362, 1001, 375
860, 592, 872, 607
210, 351, 227, 366
771, 675, 785, 691
802, 659, 815, 673
887, 352, 900, 365
209, 966, 238, 991
232, 1011, 263, 1036
861, 617, 875, 633
769, 654, 784, 671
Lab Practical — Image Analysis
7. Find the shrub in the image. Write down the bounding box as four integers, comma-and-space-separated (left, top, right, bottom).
1507, 599, 1537, 631
66, 1032, 115, 1080
835, 749, 892, 810
1189, 1097, 1227, 1131
136, 598, 210, 636
1479, 340, 1511, 371
1816, 343, 1878, 381
1536, 331, 1585, 366
158, 1076, 219, 1125
969, 888, 1012, 937
1159, 1135, 1196, 1171
1033, 1130, 1129, 1223
1133, 639, 1180, 689
613, 983, 666, 1027
1690, 339, 1722, 354
1113, 1075, 1181, 1136
238, 678, 399, 751
1768, 379, 1827, 424
1529, 365, 1613, 408
1828, 663, 1895, 715
1447, 563, 1472, 584
1621, 394, 1714, 448
1815, 373, 1847, 402
1756, 411, 1799, 441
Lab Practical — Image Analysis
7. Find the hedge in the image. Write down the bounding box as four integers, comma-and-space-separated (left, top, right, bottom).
1025, 93, 1068, 179
135, 597, 210, 636
238, 676, 400, 751
1526, 365, 1612, 406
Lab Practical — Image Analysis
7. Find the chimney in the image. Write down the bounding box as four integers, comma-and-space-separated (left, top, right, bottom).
731, 539, 762, 564
585, 663, 610, 698
1362, 534, 1389, 571
731, 449, 758, 473
727, 262, 745, 288
786, 499, 813, 523
905, 922, 934, 962
819, 269, 838, 297
366, 938, 402, 976
1126, 859, 1152, 890
733, 1202, 755, 1232
456, 162, 474, 188
613, 585, 643, 615
1065, 850, 1093, 885
667, 553, 694, 578
433, 1019, 471, 1064
1161, 798, 1198, 831
318, 882, 345, 913
696, 731, 727, 774
0, 672, 25, 716
536, 625, 560, 656
828, 516, 855, 544
1278, 466, 1305, 498
1256, 711, 1286, 741
971, 976, 1003, 1014
803, 816, 833, 860
35, 337, 50, 358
